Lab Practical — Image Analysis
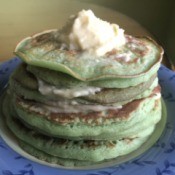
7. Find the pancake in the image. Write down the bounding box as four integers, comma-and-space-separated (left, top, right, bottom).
11, 91, 162, 140
10, 63, 158, 104
19, 140, 99, 166
14, 30, 163, 85
27, 63, 159, 89
9, 77, 159, 107
27, 64, 157, 103
3, 98, 152, 162
9, 68, 159, 107
11, 63, 38, 90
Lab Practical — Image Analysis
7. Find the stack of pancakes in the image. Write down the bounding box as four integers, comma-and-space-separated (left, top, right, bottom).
2, 30, 163, 167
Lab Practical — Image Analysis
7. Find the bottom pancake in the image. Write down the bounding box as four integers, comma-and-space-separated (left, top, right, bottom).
4, 106, 151, 162
19, 140, 97, 167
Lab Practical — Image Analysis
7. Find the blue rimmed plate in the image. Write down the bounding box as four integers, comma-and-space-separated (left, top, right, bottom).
0, 58, 175, 175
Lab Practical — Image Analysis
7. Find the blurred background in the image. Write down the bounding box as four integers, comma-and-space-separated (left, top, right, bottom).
0, 0, 174, 68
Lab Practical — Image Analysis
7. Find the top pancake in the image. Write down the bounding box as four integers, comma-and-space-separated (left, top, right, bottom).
14, 30, 163, 81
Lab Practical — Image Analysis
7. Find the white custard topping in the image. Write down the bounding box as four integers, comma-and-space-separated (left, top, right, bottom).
38, 79, 101, 99
59, 9, 126, 56
43, 103, 122, 114
27, 100, 122, 114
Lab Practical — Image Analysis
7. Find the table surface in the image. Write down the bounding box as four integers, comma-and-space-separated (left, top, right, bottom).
0, 0, 172, 69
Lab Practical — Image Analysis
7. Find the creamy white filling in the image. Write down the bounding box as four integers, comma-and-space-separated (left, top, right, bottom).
153, 93, 161, 100
38, 79, 101, 99
44, 103, 122, 114
28, 100, 122, 114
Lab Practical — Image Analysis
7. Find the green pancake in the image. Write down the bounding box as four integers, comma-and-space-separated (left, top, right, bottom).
3, 99, 152, 162
12, 64, 38, 90
11, 92, 162, 140
27, 64, 157, 103
14, 30, 163, 86
19, 140, 98, 166
27, 63, 159, 89
9, 77, 159, 107
10, 63, 158, 104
